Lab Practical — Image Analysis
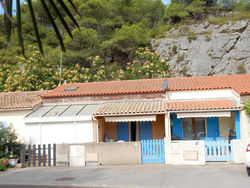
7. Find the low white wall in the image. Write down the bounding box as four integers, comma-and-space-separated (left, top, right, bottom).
165, 139, 205, 165
232, 139, 250, 164
240, 110, 250, 140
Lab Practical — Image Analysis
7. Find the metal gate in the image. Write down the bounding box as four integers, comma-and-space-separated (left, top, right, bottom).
19, 144, 56, 167
141, 139, 165, 164
205, 140, 233, 162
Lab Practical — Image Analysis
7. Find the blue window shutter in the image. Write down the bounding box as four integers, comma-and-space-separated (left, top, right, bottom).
172, 116, 183, 140
206, 117, 219, 139
234, 111, 240, 139
117, 122, 129, 141
140, 122, 152, 140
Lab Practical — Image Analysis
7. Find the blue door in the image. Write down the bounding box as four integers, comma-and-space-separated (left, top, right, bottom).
206, 117, 219, 139
117, 122, 129, 141
140, 122, 152, 140
172, 116, 183, 140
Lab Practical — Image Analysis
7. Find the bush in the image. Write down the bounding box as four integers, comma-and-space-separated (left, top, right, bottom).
172, 45, 178, 54
0, 164, 7, 171
0, 126, 20, 158
243, 100, 250, 115
176, 53, 185, 63
187, 32, 197, 43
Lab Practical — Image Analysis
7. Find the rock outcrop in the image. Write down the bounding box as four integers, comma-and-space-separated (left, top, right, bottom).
152, 20, 250, 76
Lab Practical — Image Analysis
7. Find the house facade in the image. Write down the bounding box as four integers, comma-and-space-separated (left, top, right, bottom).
0, 91, 47, 143
24, 74, 250, 165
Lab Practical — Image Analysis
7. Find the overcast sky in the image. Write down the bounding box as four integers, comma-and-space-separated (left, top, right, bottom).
0, 0, 171, 15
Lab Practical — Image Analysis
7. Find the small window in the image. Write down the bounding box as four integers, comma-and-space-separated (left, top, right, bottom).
64, 86, 79, 92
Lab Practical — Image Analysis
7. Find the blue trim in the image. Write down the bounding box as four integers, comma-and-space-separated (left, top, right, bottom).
171, 116, 183, 140
117, 122, 129, 141
206, 117, 219, 139
234, 111, 240, 139
140, 122, 152, 140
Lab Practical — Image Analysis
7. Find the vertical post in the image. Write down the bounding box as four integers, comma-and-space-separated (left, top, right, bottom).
33, 145, 36, 167
38, 145, 41, 167
28, 145, 31, 167
43, 144, 46, 167
48, 144, 51, 166
234, 111, 240, 139
22, 145, 26, 164
53, 144, 56, 166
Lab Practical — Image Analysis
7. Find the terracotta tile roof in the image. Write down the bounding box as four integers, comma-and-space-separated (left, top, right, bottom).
94, 99, 239, 116
94, 101, 166, 116
165, 99, 238, 111
168, 74, 250, 95
0, 91, 48, 110
42, 74, 250, 98
42, 78, 165, 98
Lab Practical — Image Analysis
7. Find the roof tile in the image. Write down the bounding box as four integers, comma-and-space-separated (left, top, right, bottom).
0, 91, 48, 110
42, 74, 250, 98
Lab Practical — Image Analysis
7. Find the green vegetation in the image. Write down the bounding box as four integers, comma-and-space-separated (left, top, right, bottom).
237, 63, 247, 74
176, 53, 185, 62
244, 100, 250, 116
205, 34, 211, 41
187, 31, 197, 43
0, 0, 250, 92
172, 45, 178, 54
181, 65, 188, 76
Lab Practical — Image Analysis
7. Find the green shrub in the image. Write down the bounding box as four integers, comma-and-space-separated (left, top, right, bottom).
154, 42, 160, 47
0, 164, 6, 171
176, 53, 185, 63
205, 35, 211, 41
181, 65, 188, 76
187, 32, 197, 43
237, 63, 247, 74
172, 45, 178, 54
243, 100, 250, 115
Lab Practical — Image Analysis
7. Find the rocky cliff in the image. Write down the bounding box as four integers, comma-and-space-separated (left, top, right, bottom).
152, 20, 250, 76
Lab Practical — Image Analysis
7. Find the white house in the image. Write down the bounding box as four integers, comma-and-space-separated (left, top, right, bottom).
0, 91, 47, 143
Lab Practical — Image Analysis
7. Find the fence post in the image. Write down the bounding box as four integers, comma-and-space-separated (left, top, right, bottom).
48, 144, 51, 166
22, 145, 26, 164
38, 145, 41, 167
53, 144, 56, 166
43, 144, 46, 167
33, 145, 36, 167
28, 145, 31, 167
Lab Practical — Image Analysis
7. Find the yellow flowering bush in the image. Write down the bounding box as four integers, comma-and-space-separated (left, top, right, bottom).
0, 47, 170, 92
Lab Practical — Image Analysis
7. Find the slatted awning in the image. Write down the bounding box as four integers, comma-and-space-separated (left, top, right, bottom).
105, 115, 156, 122
177, 111, 231, 118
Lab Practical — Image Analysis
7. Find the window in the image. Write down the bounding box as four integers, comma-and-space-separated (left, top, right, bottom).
0, 121, 7, 129
183, 118, 206, 140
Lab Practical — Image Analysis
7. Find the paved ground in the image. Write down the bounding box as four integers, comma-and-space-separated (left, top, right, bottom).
0, 164, 250, 188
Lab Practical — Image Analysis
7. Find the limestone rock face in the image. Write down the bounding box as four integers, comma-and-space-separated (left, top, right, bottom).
152, 20, 250, 76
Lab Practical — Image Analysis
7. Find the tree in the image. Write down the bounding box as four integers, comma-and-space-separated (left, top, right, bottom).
244, 100, 250, 116
165, 2, 189, 23
0, 0, 80, 55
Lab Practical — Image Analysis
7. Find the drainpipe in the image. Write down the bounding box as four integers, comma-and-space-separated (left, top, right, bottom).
93, 117, 99, 143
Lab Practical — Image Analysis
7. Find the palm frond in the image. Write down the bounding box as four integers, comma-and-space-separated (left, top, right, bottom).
40, 0, 66, 52
68, 0, 81, 16
48, 0, 73, 39
57, 0, 80, 29
27, 0, 43, 54
16, 0, 25, 55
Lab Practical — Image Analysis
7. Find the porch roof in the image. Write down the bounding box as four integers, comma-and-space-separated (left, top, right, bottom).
94, 99, 240, 116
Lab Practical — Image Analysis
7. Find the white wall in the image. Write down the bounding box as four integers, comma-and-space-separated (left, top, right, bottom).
165, 139, 205, 165
240, 110, 250, 140
0, 110, 31, 142
219, 113, 235, 139
166, 89, 240, 102
25, 121, 94, 145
